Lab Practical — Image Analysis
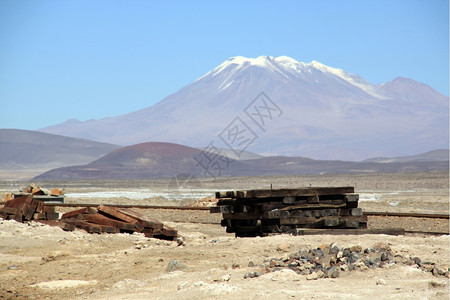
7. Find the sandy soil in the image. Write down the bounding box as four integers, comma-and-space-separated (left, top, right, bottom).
0, 171, 449, 299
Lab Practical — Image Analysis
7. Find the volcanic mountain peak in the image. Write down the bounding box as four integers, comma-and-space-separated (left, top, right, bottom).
39, 55, 448, 160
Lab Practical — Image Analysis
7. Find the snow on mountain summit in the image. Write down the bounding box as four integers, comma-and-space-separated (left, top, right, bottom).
198, 55, 386, 98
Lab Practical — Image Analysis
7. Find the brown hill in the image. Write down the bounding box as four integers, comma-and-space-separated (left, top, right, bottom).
33, 142, 240, 180
33, 142, 449, 181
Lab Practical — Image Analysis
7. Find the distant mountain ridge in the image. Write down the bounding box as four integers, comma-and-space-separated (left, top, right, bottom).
363, 149, 449, 163
0, 129, 120, 171
39, 56, 449, 160
33, 142, 448, 180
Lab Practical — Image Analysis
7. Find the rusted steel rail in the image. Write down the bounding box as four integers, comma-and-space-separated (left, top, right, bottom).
364, 211, 449, 219
42, 203, 211, 211
1, 202, 449, 219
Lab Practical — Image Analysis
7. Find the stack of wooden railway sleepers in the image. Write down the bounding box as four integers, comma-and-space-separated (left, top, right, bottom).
60, 205, 178, 240
0, 196, 178, 240
0, 194, 59, 223
210, 187, 367, 237
5, 183, 65, 204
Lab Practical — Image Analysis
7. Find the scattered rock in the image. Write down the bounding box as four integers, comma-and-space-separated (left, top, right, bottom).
413, 257, 421, 266
277, 243, 291, 252
328, 266, 340, 278
428, 280, 447, 288
350, 245, 362, 253
176, 237, 184, 246
340, 264, 349, 272
221, 274, 231, 282
244, 272, 262, 279
42, 251, 72, 262
306, 272, 318, 280
376, 278, 387, 285
257, 243, 446, 281
166, 260, 186, 272
7, 265, 19, 270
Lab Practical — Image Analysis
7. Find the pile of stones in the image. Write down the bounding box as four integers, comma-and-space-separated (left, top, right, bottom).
244, 243, 449, 280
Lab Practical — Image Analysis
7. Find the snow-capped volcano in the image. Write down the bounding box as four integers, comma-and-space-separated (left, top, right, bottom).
201, 56, 386, 99
40, 56, 449, 160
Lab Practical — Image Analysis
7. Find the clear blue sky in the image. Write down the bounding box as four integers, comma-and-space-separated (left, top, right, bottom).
1, 0, 448, 130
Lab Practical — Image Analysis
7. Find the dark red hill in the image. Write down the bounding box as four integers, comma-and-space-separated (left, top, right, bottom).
33, 142, 237, 180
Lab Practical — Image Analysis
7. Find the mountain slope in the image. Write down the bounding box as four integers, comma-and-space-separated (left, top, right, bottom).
39, 56, 449, 161
0, 129, 121, 170
363, 149, 449, 163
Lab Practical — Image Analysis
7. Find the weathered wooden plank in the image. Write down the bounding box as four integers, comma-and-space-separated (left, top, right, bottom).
279, 216, 319, 225
280, 215, 367, 226
17, 195, 33, 217
282, 196, 296, 204
313, 210, 327, 218
350, 208, 363, 216
259, 203, 286, 211
82, 213, 136, 231
45, 212, 60, 220
307, 195, 319, 204
222, 212, 263, 220
279, 203, 347, 211
61, 207, 97, 219
35, 200, 45, 213
62, 219, 102, 233
141, 228, 154, 238
234, 187, 355, 199
35, 220, 76, 231
12, 214, 23, 222
0, 206, 19, 215
345, 194, 359, 203
323, 217, 340, 227
341, 219, 360, 228
216, 198, 236, 206
0, 211, 8, 219
264, 210, 281, 219
225, 226, 258, 234
115, 208, 163, 230
209, 206, 221, 213
4, 194, 29, 209
215, 191, 236, 198
43, 206, 56, 213
24, 199, 39, 221
98, 205, 141, 225
33, 212, 47, 220
161, 226, 178, 237
318, 216, 367, 228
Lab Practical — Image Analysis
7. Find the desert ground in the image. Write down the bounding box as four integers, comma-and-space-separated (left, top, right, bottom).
0, 171, 449, 299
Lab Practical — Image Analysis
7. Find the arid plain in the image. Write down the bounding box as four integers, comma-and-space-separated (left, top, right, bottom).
0, 171, 448, 299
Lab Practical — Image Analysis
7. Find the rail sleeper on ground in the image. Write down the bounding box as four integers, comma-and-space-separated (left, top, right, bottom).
211, 187, 368, 237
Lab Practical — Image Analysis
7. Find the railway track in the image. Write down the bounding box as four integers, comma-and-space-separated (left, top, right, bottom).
2, 202, 448, 235
39, 202, 450, 219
